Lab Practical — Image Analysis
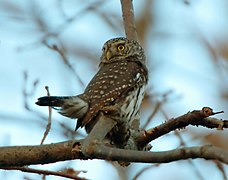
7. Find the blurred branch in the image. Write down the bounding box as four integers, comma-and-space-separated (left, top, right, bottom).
143, 91, 171, 129
132, 164, 160, 180
137, 107, 226, 147
58, 121, 85, 139
54, 0, 106, 37
3, 167, 86, 180
23, 71, 39, 111
43, 41, 85, 87
120, 0, 138, 40
174, 131, 204, 180
22, 71, 47, 121
40, 86, 52, 145
214, 161, 228, 180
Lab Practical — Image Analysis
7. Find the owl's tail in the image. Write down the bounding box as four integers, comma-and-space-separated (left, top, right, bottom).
36, 96, 89, 120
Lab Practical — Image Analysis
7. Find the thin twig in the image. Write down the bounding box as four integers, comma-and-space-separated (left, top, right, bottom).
132, 164, 160, 180
143, 102, 162, 129
214, 161, 228, 180
22, 71, 47, 121
43, 40, 85, 87
174, 131, 204, 180
54, 0, 106, 37
143, 91, 171, 129
40, 86, 52, 145
3, 167, 87, 180
22, 71, 39, 111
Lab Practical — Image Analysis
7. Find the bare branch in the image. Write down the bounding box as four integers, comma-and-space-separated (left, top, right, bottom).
143, 91, 171, 129
40, 86, 52, 145
54, 0, 106, 37
22, 71, 39, 111
214, 161, 228, 180
137, 107, 227, 147
90, 144, 228, 164
120, 0, 138, 40
43, 40, 85, 87
174, 131, 204, 180
0, 140, 78, 167
2, 167, 87, 180
132, 164, 160, 180
0, 141, 228, 167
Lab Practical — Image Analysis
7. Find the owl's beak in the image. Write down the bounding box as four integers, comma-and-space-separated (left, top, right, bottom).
106, 50, 112, 61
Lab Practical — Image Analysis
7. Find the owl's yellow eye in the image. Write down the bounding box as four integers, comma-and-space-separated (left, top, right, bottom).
117, 45, 125, 51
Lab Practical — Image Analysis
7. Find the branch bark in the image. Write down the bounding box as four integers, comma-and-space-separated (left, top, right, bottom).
2, 167, 85, 180
91, 144, 228, 164
0, 140, 78, 167
0, 140, 228, 167
120, 0, 138, 40
137, 107, 227, 147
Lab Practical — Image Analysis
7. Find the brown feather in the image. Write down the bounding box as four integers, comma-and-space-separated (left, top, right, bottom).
78, 59, 148, 128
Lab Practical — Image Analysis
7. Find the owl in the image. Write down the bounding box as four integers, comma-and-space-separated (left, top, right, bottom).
36, 37, 148, 135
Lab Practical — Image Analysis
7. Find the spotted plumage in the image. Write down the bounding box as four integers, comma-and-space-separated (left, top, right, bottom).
36, 37, 148, 133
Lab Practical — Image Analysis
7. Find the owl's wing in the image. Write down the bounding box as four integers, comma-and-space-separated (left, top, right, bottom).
78, 60, 148, 129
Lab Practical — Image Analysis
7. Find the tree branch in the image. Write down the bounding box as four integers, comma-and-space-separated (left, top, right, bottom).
120, 0, 138, 40
0, 140, 78, 167
137, 107, 227, 147
0, 140, 228, 167
2, 167, 86, 180
40, 86, 52, 145
90, 144, 228, 164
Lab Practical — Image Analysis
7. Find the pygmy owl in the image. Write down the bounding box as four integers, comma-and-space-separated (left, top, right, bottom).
36, 37, 148, 134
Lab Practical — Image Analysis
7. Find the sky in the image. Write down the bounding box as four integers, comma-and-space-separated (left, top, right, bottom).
0, 0, 228, 179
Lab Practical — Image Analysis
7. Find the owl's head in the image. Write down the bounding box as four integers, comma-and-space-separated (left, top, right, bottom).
100, 37, 145, 66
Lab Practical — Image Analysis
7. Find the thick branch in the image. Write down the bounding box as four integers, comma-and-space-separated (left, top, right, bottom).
120, 0, 138, 40
137, 107, 227, 147
0, 140, 228, 167
0, 140, 78, 167
92, 145, 228, 164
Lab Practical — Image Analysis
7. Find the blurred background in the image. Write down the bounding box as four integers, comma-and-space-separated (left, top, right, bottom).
0, 0, 228, 179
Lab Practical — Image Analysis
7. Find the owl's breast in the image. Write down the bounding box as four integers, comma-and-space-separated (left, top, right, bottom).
119, 84, 146, 124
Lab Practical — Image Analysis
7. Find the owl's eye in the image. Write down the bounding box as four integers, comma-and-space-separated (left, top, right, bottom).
117, 44, 125, 51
